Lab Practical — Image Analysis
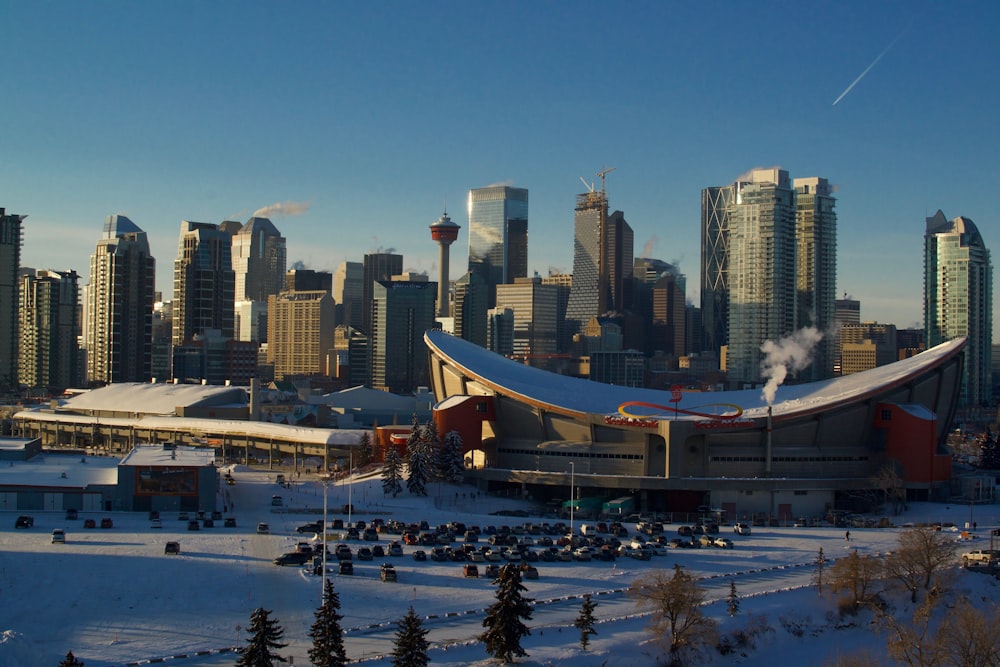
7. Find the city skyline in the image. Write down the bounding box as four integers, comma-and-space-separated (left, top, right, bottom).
3, 2, 998, 333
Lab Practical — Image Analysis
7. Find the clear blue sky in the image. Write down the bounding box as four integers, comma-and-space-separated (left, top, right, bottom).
2, 1, 998, 333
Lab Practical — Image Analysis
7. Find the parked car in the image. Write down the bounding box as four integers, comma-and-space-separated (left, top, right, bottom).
202, 518, 214, 528
83, 518, 96, 529
677, 525, 693, 537
463, 563, 479, 578
733, 522, 752, 535
335, 544, 353, 561
187, 520, 200, 531
698, 534, 715, 547
338, 561, 354, 575
150, 519, 163, 529
372, 544, 385, 558
362, 528, 379, 541
412, 549, 427, 561
714, 537, 734, 549
164, 541, 181, 555
15, 515, 34, 529
271, 495, 283, 507
51, 529, 66, 544
380, 563, 397, 582
297, 521, 324, 534
484, 564, 501, 578
256, 522, 270, 535
357, 547, 373, 561
100, 517, 114, 529
273, 552, 311, 566
65, 509, 78, 521
521, 565, 539, 580
224, 517, 237, 528
387, 542, 403, 557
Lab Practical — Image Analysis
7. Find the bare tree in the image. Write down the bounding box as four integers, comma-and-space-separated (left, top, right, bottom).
871, 461, 906, 515
827, 551, 883, 613
884, 528, 956, 603
629, 564, 718, 666
814, 547, 827, 595
935, 599, 1000, 667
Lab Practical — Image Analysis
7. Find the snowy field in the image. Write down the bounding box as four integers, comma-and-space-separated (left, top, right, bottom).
1, 465, 999, 667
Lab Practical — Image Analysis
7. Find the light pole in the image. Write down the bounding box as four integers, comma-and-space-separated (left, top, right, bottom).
569, 461, 575, 538
321, 474, 329, 600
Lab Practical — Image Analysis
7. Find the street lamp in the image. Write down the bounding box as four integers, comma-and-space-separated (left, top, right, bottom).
321, 473, 329, 600
569, 461, 575, 537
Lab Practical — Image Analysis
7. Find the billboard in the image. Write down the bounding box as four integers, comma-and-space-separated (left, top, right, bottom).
134, 468, 199, 496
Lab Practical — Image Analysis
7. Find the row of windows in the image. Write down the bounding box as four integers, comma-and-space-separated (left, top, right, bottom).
711, 455, 869, 463
499, 447, 643, 461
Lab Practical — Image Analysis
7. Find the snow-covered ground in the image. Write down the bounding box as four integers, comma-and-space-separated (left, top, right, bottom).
1, 465, 998, 667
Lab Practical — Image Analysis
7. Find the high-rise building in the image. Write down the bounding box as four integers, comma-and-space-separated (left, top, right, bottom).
700, 185, 736, 357
452, 271, 487, 347
840, 322, 898, 375
467, 186, 528, 308
286, 269, 332, 293
486, 307, 515, 357
86, 215, 156, 384
172, 221, 235, 346
0, 208, 25, 392
362, 252, 403, 333
794, 177, 837, 380
496, 277, 559, 365
232, 217, 286, 303
924, 210, 993, 405
267, 288, 335, 381
333, 261, 363, 330
370, 280, 437, 393
19, 269, 80, 392
833, 296, 861, 375
430, 211, 460, 318
565, 184, 634, 338
541, 272, 572, 352
725, 168, 798, 385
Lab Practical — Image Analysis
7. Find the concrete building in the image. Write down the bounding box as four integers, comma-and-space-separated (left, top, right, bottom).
86, 215, 156, 384
467, 186, 529, 308
333, 261, 363, 330
18, 269, 81, 393
924, 210, 993, 406
794, 177, 837, 381
362, 253, 403, 334
452, 271, 487, 347
370, 280, 437, 393
840, 322, 898, 375
486, 307, 514, 357
172, 221, 235, 346
496, 278, 559, 365
267, 289, 335, 381
834, 296, 862, 375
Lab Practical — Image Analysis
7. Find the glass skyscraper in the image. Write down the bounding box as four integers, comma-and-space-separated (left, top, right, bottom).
924, 210, 993, 406
467, 186, 528, 308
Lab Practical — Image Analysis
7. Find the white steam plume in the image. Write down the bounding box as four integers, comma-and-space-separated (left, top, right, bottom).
760, 327, 824, 405
252, 200, 311, 218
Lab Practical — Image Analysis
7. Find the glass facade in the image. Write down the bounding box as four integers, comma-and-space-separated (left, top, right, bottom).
794, 177, 837, 381
467, 186, 529, 308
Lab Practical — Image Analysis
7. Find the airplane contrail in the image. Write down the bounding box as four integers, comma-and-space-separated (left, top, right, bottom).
832, 27, 909, 106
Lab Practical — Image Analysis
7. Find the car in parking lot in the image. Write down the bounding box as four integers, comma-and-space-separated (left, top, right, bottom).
150, 518, 163, 529
273, 551, 312, 566
357, 547, 373, 561
271, 495, 283, 507
699, 534, 715, 547
65, 509, 78, 521
733, 522, 752, 535
380, 563, 397, 582
15, 515, 34, 529
164, 541, 181, 555
83, 518, 96, 529
522, 564, 539, 579
187, 520, 200, 531
296, 520, 324, 534
412, 549, 427, 561
463, 563, 479, 578
51, 529, 66, 544
224, 517, 237, 527
335, 544, 353, 560
100, 517, 114, 529
387, 542, 403, 557
714, 537, 734, 549
256, 522, 270, 535
338, 561, 354, 575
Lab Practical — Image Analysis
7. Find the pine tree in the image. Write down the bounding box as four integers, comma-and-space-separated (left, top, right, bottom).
437, 430, 465, 483
391, 606, 430, 667
308, 579, 348, 667
815, 546, 827, 595
978, 431, 1000, 469
58, 652, 84, 667
573, 593, 598, 650
405, 416, 429, 496
382, 445, 403, 497
480, 563, 534, 663
236, 607, 288, 666
358, 431, 373, 466
726, 579, 740, 617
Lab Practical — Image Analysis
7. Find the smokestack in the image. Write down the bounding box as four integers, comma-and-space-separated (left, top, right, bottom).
766, 405, 773, 475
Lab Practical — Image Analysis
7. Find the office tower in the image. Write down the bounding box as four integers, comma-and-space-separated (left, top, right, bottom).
897, 328, 926, 360
430, 211, 460, 317
234, 300, 267, 343
839, 322, 898, 375
650, 272, 687, 356
232, 217, 286, 303
541, 272, 572, 352
18, 270, 80, 392
267, 288, 335, 381
333, 261, 363, 330
486, 307, 515, 357
286, 268, 333, 293
333, 324, 369, 388
565, 180, 634, 337
172, 221, 235, 346
726, 168, 797, 385
834, 296, 861, 375
924, 210, 993, 405
0, 208, 25, 392
453, 271, 487, 347
370, 280, 437, 393
151, 299, 172, 382
700, 185, 736, 357
362, 252, 403, 333
496, 277, 559, 365
86, 215, 156, 384
467, 186, 529, 308
794, 177, 837, 380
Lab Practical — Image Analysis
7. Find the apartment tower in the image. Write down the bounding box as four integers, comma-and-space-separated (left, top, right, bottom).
172, 221, 235, 346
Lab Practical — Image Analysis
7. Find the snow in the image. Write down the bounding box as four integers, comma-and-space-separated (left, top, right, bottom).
1, 467, 998, 667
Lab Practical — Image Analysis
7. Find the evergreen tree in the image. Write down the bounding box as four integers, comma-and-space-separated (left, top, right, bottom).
358, 431, 373, 466
308, 579, 348, 667
726, 579, 740, 617
815, 546, 827, 595
978, 430, 1000, 469
480, 563, 534, 663
405, 415, 430, 496
391, 606, 430, 667
236, 607, 288, 666
382, 445, 404, 497
437, 430, 466, 483
573, 593, 598, 650
58, 652, 84, 667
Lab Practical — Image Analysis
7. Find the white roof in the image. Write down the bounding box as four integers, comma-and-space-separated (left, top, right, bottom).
316, 385, 421, 410
0, 454, 118, 488
424, 329, 967, 420
119, 444, 216, 467
0, 438, 36, 451
59, 383, 248, 415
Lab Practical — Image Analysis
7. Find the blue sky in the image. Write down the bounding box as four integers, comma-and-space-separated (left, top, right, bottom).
2, 1, 998, 333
